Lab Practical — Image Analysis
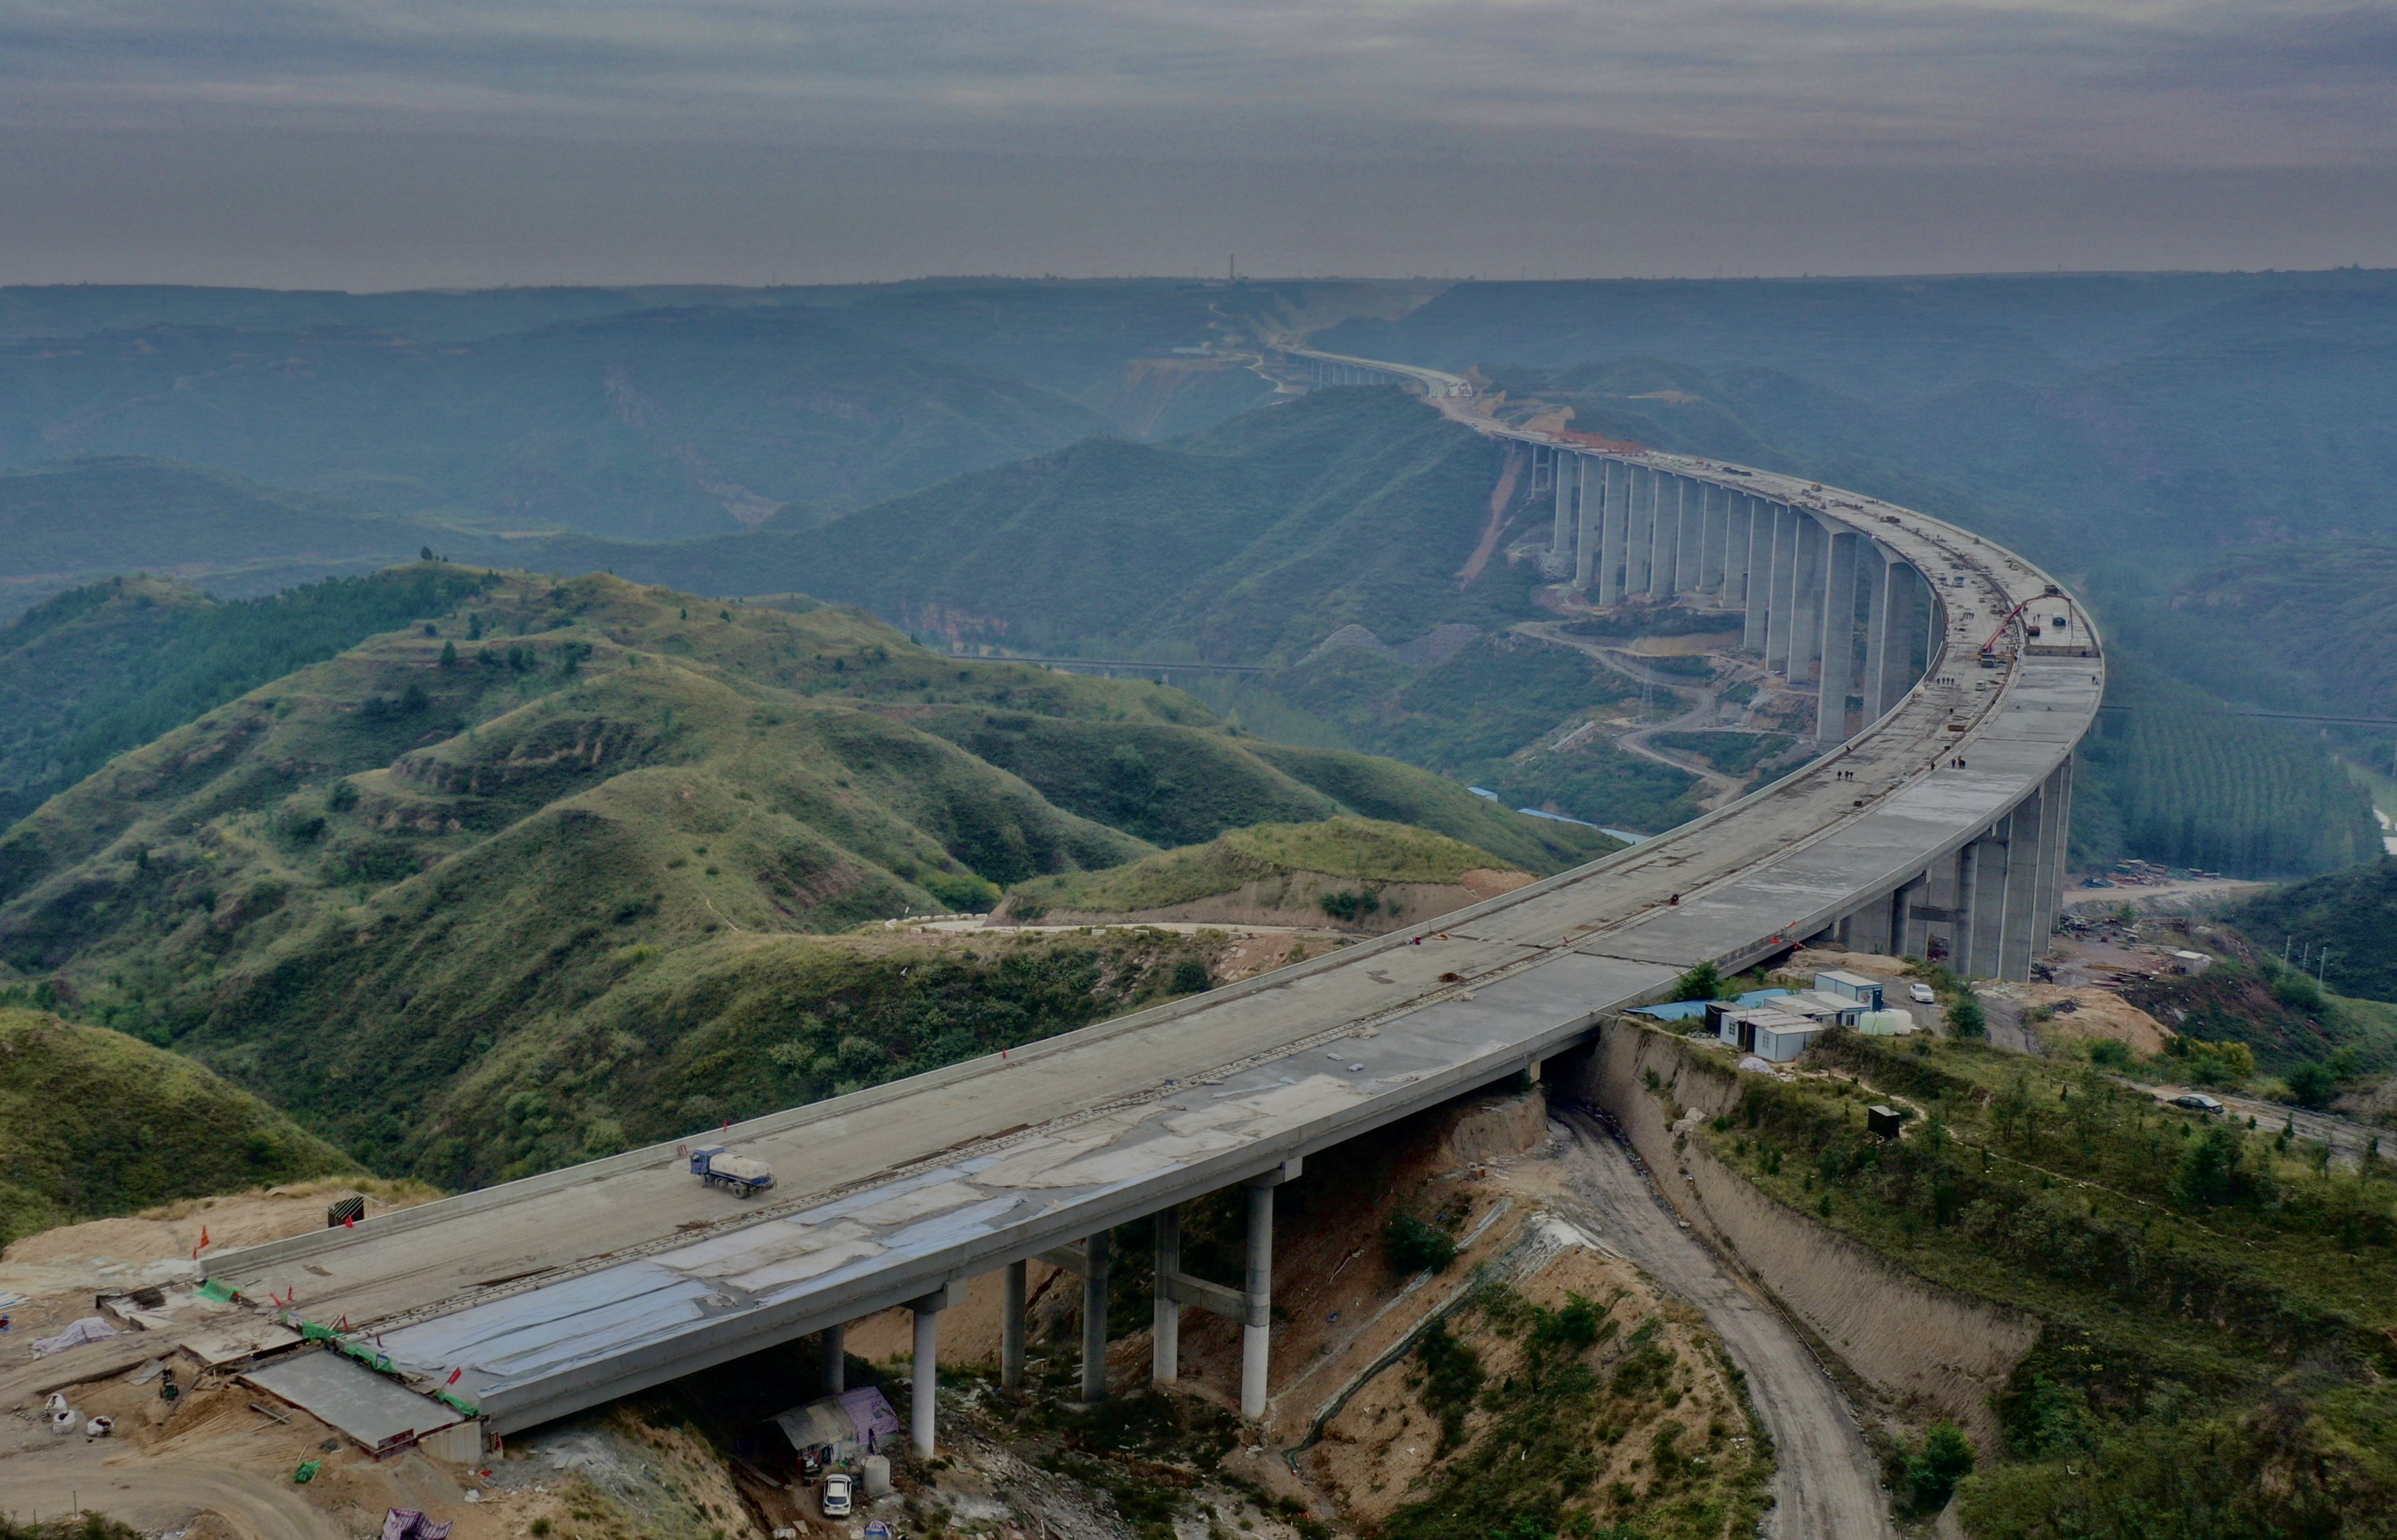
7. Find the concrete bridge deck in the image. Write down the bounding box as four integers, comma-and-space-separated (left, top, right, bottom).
213, 355, 2102, 1450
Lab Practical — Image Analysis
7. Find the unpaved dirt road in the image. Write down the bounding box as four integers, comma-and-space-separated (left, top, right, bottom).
1551, 1108, 1897, 1540
0, 1433, 345, 1540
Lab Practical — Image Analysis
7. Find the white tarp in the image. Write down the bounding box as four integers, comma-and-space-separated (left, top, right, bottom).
31, 1317, 120, 1357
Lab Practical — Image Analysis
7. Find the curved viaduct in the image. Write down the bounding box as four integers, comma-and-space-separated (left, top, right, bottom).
212, 349, 2103, 1500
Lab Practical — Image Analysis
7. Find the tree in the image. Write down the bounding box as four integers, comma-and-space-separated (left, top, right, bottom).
1670, 960, 1725, 1001
1948, 989, 1987, 1039
438, 640, 459, 669
1908, 1423, 1974, 1512
2174, 1124, 2246, 1209
2286, 1060, 2337, 1108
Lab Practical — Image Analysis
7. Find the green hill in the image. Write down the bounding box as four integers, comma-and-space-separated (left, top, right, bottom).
0, 456, 483, 618
495, 390, 1701, 834
0, 566, 502, 827
0, 1007, 351, 1247
1001, 815, 1545, 920
1681, 1027, 2397, 1538
0, 570, 1606, 1184
2222, 858, 2397, 1005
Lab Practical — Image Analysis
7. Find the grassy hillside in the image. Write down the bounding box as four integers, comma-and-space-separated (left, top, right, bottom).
1003, 815, 1536, 917
0, 1007, 351, 1247
499, 390, 1705, 835
0, 456, 486, 617
0, 566, 502, 827
2070, 659, 2380, 877
0, 309, 1116, 540
1672, 1028, 2397, 1536
2222, 859, 2397, 1005
0, 570, 1603, 1183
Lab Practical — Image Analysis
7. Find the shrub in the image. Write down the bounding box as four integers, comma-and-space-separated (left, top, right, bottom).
2285, 1059, 2338, 1107
1385, 1211, 1459, 1275
1319, 888, 1382, 922
1948, 990, 1987, 1039
1908, 1422, 1974, 1512
2086, 1039, 2133, 1070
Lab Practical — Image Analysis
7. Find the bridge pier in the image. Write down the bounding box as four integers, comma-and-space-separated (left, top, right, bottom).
1764, 507, 1799, 670
820, 1322, 846, 1395
1597, 462, 1628, 600
1626, 468, 1654, 594
1552, 450, 1574, 570
1814, 529, 1862, 741
1081, 1229, 1112, 1403
1001, 1259, 1027, 1392
1152, 1206, 1181, 1384
1574, 456, 1601, 589
1740, 500, 1768, 650
909, 1282, 956, 1457
1650, 474, 1680, 598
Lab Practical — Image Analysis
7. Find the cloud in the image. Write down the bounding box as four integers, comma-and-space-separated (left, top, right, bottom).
2, 0, 2391, 169
0, 0, 2389, 283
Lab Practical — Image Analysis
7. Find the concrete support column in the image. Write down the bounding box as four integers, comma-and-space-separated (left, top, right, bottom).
820, 1323, 847, 1396
1575, 457, 1602, 592
1000, 1260, 1027, 1393
1596, 462, 1628, 599
1898, 874, 1926, 958
1648, 474, 1678, 598
1678, 481, 1704, 592
1860, 553, 1891, 719
1722, 495, 1750, 612
1241, 1179, 1276, 1420
1698, 485, 1725, 595
2029, 758, 2075, 963
1763, 508, 1798, 671
1789, 517, 1826, 685
1552, 450, 1574, 569
1999, 789, 2048, 981
1947, 843, 1978, 971
1081, 1229, 1112, 1404
1152, 1206, 1181, 1385
1625, 468, 1654, 595
1815, 530, 1862, 741
1739, 500, 1768, 652
1964, 825, 2012, 980
909, 1290, 947, 1458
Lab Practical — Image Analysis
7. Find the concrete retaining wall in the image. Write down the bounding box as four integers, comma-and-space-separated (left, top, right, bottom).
1562, 1023, 2037, 1452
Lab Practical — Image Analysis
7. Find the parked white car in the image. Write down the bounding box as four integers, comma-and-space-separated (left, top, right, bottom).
1908, 982, 1937, 1005
822, 1474, 855, 1517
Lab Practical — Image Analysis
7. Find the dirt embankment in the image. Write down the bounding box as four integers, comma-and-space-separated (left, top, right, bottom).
1567, 1025, 2038, 1455
1000, 868, 1532, 935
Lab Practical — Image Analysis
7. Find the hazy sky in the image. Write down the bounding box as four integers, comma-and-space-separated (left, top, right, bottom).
4, 0, 2393, 287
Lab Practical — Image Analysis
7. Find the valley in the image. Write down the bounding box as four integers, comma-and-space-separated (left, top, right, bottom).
3, 273, 2396, 1540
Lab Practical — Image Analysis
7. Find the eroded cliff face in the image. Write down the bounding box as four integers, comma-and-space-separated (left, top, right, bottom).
1562, 1023, 2038, 1454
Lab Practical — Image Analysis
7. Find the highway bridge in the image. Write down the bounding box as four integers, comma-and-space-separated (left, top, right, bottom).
214, 347, 2103, 1481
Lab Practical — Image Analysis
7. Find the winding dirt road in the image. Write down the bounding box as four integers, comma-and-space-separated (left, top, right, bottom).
0, 1434, 347, 1540
1516, 620, 1759, 809
1550, 1107, 1897, 1540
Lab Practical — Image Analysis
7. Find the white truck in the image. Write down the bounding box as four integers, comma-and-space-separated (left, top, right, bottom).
689, 1146, 775, 1198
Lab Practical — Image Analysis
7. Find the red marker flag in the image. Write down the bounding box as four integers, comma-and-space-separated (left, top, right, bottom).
447, 1367, 464, 1386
